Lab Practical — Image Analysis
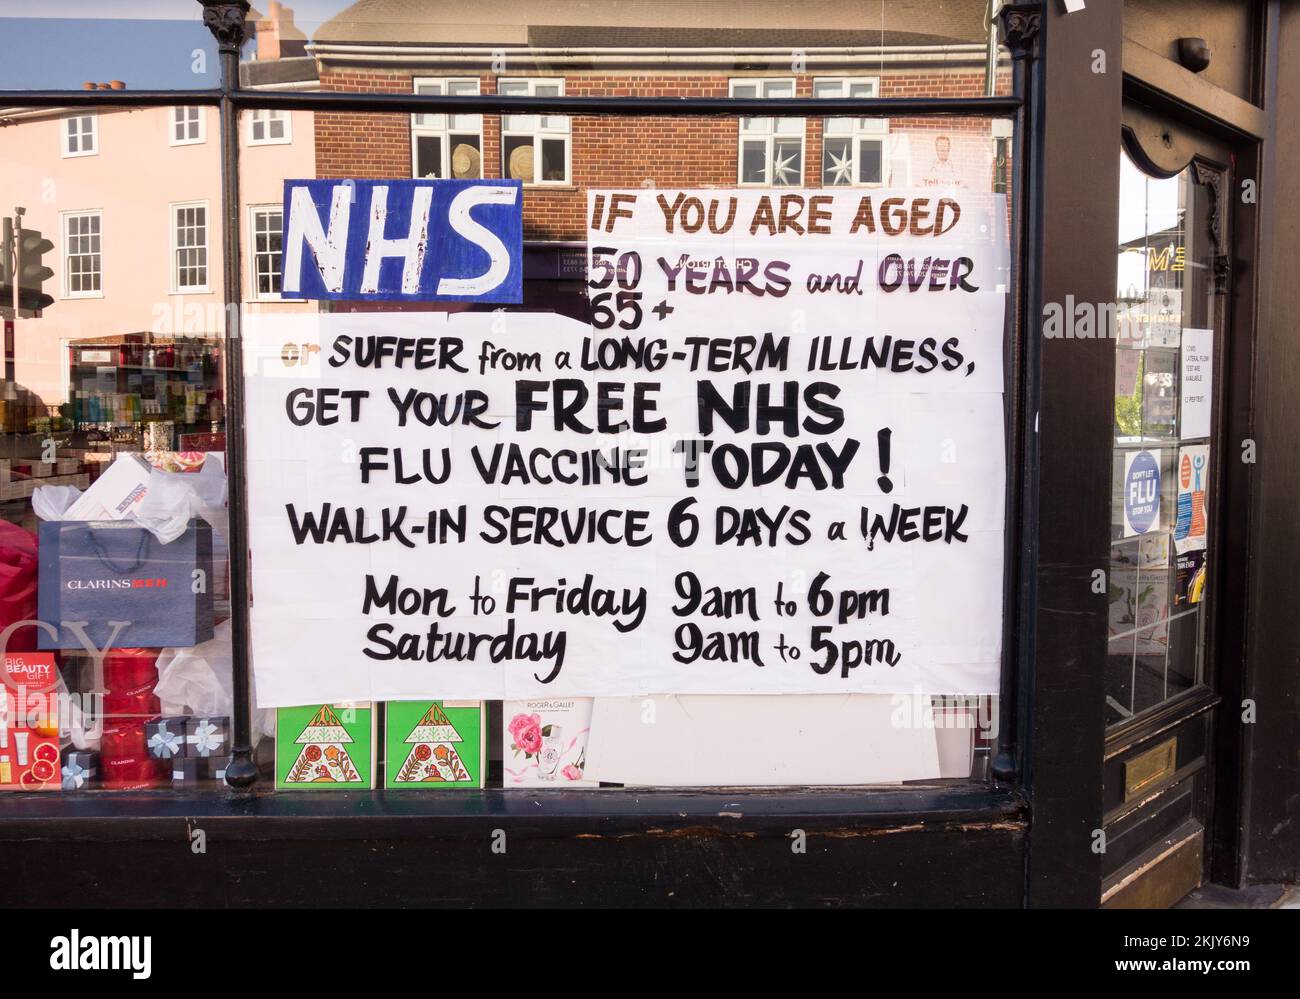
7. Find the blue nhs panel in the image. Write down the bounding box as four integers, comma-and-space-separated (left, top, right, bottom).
281, 178, 523, 303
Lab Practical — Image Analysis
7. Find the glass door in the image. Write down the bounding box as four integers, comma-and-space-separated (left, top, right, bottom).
1102, 129, 1231, 907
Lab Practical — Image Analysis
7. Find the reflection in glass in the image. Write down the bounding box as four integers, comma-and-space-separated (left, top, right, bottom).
0, 98, 239, 788
412, 78, 482, 179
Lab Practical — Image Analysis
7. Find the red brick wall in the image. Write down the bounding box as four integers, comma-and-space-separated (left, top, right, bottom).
316, 67, 1011, 241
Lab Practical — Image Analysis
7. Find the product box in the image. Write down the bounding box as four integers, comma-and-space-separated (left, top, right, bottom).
101, 752, 167, 790
100, 719, 150, 757
0, 652, 62, 791
504, 698, 596, 787
103, 686, 162, 718
275, 703, 375, 789
103, 648, 161, 691
61, 750, 99, 790
63, 453, 151, 521
205, 756, 231, 783
0, 479, 34, 501
185, 715, 229, 758
171, 754, 231, 785
383, 701, 485, 789
144, 716, 189, 760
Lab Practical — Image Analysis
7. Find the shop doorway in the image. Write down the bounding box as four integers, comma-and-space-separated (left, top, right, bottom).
1101, 105, 1245, 907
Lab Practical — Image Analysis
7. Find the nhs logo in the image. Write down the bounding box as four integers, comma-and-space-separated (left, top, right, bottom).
281, 178, 523, 303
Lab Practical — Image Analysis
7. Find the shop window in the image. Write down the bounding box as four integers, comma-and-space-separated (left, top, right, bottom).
731, 78, 804, 186
248, 205, 284, 300
499, 78, 570, 184
170, 201, 209, 292
61, 113, 97, 157
170, 106, 204, 146
61, 210, 102, 298
814, 77, 885, 186
411, 78, 482, 179
248, 108, 290, 146
241, 115, 1012, 791
3, 101, 231, 795
2, 98, 1013, 796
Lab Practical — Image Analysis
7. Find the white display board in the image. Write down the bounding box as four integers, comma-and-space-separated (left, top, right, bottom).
584, 695, 943, 786
244, 188, 1009, 706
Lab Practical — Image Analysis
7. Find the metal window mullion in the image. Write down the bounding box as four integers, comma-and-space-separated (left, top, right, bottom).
991, 6, 1043, 790
225, 92, 1022, 118
0, 89, 1019, 117
196, 0, 259, 790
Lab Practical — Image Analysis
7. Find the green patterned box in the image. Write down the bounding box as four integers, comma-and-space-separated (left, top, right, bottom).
275, 703, 376, 789
383, 701, 485, 789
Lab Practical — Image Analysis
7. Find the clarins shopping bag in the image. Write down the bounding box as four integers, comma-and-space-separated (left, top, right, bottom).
37, 519, 214, 650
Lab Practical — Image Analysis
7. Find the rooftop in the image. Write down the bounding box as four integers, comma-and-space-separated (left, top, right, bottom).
312, 0, 988, 48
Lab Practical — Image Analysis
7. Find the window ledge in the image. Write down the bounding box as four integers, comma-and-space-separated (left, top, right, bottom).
0, 785, 1028, 907
0, 783, 1025, 841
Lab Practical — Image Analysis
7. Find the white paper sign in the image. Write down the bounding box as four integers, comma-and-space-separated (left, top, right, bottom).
585, 694, 942, 786
1179, 327, 1213, 439
244, 188, 1009, 706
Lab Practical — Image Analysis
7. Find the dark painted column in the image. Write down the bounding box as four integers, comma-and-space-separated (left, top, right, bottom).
1025, 0, 1123, 907
1244, 0, 1300, 885
199, 0, 257, 790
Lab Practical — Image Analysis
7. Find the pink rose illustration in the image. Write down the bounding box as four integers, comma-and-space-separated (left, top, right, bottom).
509, 712, 543, 755
562, 764, 584, 781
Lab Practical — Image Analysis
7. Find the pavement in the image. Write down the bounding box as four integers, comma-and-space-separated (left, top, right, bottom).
1174, 883, 1300, 908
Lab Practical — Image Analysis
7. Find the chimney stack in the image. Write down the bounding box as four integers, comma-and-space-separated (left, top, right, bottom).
253, 2, 307, 61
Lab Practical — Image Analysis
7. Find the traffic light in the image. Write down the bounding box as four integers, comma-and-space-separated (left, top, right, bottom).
1, 216, 55, 315
17, 226, 54, 312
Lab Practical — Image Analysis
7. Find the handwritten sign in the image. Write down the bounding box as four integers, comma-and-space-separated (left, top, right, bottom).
245, 188, 1009, 705
280, 178, 523, 303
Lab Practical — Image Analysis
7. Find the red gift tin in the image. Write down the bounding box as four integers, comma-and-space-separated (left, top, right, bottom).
103, 685, 161, 718
100, 753, 167, 789
102, 649, 161, 691
98, 718, 154, 757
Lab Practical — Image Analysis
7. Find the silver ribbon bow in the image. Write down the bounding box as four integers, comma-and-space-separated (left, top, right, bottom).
148, 726, 182, 758
188, 719, 225, 756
